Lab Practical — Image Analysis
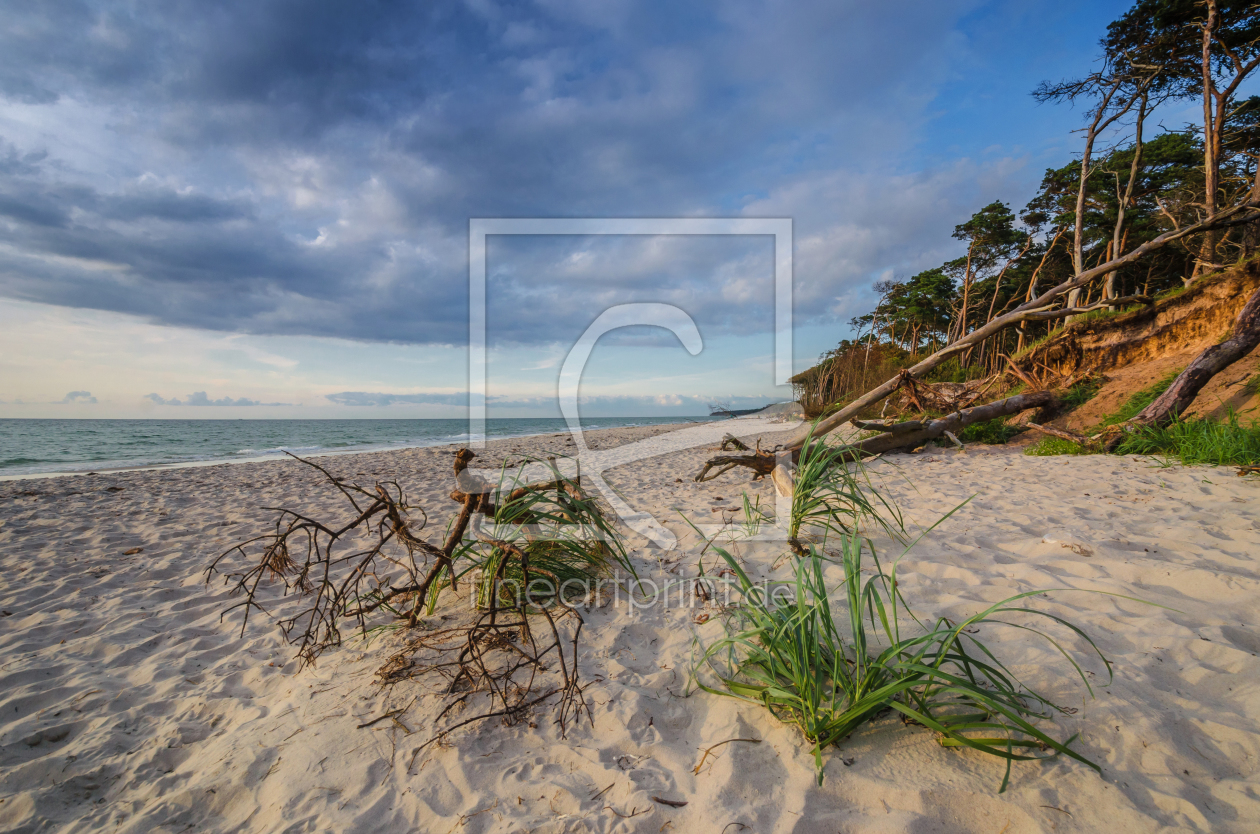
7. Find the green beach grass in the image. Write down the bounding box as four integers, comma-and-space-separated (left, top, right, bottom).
692, 424, 1124, 790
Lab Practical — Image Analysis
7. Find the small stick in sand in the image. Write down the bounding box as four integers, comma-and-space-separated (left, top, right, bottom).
652, 796, 688, 808
693, 737, 762, 774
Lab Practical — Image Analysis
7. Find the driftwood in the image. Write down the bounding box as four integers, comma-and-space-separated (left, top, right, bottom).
695, 449, 776, 482
696, 437, 778, 482
695, 391, 1057, 480
780, 201, 1260, 453
720, 433, 751, 451
770, 464, 795, 498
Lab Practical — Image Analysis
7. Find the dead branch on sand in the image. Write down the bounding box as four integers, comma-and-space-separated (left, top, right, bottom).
205, 452, 455, 666
696, 437, 776, 482
207, 449, 625, 747
383, 536, 592, 757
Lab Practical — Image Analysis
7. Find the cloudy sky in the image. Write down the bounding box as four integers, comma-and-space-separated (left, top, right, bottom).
0, 0, 1141, 418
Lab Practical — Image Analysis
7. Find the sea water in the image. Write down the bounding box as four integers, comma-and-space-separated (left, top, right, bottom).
0, 417, 718, 478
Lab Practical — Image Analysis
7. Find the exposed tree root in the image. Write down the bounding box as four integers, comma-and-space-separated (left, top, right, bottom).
205, 452, 444, 667
386, 540, 591, 756
890, 370, 1003, 415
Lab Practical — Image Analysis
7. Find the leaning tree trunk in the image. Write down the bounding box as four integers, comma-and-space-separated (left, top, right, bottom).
1130, 284, 1260, 426
778, 201, 1260, 454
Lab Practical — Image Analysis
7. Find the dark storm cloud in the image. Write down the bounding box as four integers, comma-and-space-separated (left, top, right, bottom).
0, 1, 447, 119
103, 191, 254, 224
0, 0, 1004, 348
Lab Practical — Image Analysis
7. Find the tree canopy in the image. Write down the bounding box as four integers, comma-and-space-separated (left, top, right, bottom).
794, 0, 1260, 411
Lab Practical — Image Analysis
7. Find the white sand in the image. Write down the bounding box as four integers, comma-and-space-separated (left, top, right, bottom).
2, 419, 1259, 832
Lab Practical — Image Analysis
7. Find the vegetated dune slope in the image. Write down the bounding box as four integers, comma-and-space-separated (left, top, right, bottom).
1014, 261, 1260, 430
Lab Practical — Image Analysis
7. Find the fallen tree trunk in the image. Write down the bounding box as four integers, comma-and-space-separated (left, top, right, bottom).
695, 391, 1056, 480
851, 418, 925, 435
781, 202, 1260, 452
1129, 283, 1260, 426
846, 391, 1057, 458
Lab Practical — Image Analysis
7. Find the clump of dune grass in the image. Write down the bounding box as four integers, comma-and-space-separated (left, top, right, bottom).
472, 538, 614, 608
1024, 436, 1094, 456
693, 445, 1124, 790
1096, 371, 1181, 428
739, 492, 773, 537
959, 417, 1024, 445
694, 534, 1112, 790
460, 455, 628, 609
1113, 411, 1260, 467
786, 425, 904, 551
1060, 375, 1105, 410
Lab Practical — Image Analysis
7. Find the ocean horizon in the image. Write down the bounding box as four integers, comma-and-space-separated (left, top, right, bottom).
0, 416, 721, 479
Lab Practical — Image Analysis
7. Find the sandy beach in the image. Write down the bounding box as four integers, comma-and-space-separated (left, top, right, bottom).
2, 417, 1259, 833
